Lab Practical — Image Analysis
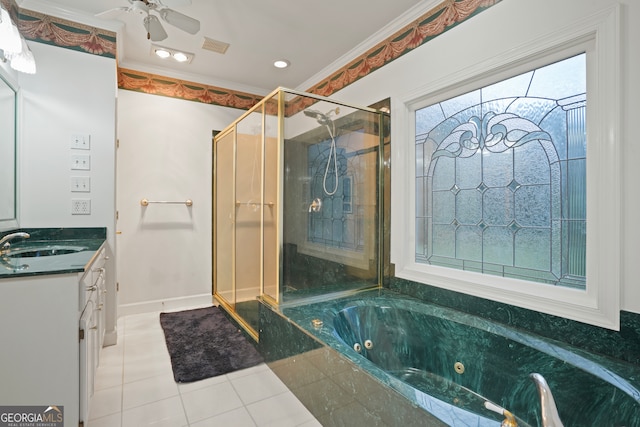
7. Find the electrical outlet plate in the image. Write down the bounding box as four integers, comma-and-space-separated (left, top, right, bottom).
71, 198, 91, 215
71, 154, 91, 170
70, 176, 91, 192
70, 133, 90, 150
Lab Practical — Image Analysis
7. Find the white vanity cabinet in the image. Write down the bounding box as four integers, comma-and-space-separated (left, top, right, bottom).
79, 246, 108, 424
0, 243, 109, 427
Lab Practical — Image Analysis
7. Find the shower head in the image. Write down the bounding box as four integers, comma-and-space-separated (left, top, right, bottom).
304, 107, 340, 196
304, 109, 332, 126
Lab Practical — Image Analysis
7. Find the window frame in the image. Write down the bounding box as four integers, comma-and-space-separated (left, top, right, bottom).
391, 6, 621, 330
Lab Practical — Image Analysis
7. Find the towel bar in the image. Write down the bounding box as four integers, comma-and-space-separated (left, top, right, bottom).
140, 199, 193, 206
235, 201, 274, 207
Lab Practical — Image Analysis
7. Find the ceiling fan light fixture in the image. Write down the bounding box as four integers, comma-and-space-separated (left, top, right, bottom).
274, 59, 290, 69
130, 0, 150, 15
96, 1, 201, 42
143, 14, 168, 41
158, 8, 200, 35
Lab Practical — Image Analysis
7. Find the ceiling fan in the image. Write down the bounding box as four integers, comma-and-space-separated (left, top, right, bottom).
96, 0, 200, 42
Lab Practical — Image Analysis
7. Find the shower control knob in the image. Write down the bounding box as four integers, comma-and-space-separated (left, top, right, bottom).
308, 198, 322, 213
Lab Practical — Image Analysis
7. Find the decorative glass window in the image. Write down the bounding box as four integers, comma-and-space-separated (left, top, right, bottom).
342, 176, 353, 214
415, 54, 586, 289
395, 7, 619, 329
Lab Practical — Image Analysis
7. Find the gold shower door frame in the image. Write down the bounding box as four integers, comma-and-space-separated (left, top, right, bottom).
212, 91, 282, 340
213, 87, 385, 340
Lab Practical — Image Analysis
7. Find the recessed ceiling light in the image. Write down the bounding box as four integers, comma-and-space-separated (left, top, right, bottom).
154, 48, 171, 59
173, 52, 189, 62
150, 44, 194, 64
273, 59, 290, 69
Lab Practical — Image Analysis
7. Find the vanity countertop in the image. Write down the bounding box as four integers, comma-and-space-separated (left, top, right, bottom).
0, 227, 107, 279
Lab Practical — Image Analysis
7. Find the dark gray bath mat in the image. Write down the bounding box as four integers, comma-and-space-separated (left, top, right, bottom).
159, 305, 263, 383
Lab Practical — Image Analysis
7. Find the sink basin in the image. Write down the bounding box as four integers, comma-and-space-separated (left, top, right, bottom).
3, 246, 87, 258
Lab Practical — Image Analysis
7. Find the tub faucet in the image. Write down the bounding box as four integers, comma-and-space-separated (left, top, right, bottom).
484, 401, 517, 427
530, 373, 564, 427
0, 232, 30, 253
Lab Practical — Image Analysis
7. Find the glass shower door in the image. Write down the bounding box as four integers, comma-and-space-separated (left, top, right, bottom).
234, 110, 263, 332
214, 88, 384, 331
214, 130, 235, 309
281, 95, 382, 304
262, 94, 280, 305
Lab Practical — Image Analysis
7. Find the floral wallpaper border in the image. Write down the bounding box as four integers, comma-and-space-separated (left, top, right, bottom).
118, 68, 264, 109
8, 0, 499, 110
6, 0, 117, 59
306, 0, 499, 98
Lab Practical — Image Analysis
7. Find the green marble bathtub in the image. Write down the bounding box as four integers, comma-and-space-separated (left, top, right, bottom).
281, 289, 640, 426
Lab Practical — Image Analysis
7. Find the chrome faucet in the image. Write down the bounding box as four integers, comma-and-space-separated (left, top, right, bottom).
530, 373, 564, 427
0, 232, 30, 254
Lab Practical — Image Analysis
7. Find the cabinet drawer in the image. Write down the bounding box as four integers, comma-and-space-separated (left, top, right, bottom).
90, 248, 106, 287
79, 247, 107, 309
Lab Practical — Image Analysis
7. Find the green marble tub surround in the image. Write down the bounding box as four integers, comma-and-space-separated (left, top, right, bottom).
258, 300, 447, 426
0, 227, 107, 278
390, 278, 640, 367
278, 289, 640, 426
258, 300, 323, 362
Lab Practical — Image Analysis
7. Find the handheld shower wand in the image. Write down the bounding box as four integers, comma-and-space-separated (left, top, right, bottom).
304, 107, 340, 195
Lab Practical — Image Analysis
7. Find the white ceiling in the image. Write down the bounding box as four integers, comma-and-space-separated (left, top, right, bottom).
18, 0, 431, 95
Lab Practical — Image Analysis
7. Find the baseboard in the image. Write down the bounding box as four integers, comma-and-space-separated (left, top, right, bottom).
118, 293, 214, 318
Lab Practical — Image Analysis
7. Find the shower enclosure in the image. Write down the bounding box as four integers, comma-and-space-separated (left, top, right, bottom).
213, 88, 386, 339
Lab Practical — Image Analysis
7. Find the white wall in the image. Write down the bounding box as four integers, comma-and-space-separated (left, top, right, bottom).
18, 41, 119, 340
19, 42, 116, 231
116, 89, 242, 313
328, 0, 640, 314
18, 40, 245, 317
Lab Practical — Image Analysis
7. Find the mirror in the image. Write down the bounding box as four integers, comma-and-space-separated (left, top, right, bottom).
0, 66, 18, 231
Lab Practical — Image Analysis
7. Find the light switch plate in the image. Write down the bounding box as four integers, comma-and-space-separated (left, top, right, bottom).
70, 176, 91, 192
71, 154, 91, 170
70, 133, 90, 150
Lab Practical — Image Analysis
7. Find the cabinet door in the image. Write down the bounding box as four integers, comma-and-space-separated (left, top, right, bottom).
96, 266, 106, 350
79, 298, 97, 423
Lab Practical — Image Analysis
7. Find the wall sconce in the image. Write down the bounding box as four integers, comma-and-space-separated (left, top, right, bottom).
7, 38, 36, 74
0, 6, 21, 52
151, 44, 194, 64
0, 4, 36, 74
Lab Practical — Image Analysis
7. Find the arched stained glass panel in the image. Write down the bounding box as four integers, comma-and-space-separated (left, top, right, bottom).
415, 54, 586, 288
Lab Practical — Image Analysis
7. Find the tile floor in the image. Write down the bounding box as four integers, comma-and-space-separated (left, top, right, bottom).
88, 306, 321, 427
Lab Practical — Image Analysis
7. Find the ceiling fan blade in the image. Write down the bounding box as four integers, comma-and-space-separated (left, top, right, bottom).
95, 6, 129, 20
158, 8, 200, 34
153, 0, 192, 7
143, 15, 168, 41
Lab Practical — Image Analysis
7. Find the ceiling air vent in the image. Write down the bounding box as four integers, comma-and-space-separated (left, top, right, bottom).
202, 37, 230, 54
